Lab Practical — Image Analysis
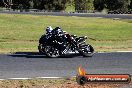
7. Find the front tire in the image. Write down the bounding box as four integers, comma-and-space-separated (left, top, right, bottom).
79, 44, 94, 57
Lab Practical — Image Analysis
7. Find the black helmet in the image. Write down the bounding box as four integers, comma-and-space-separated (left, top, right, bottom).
53, 27, 64, 36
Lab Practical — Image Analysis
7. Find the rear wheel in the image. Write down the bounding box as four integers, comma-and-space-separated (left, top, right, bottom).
79, 44, 94, 57
38, 44, 45, 54
44, 45, 60, 58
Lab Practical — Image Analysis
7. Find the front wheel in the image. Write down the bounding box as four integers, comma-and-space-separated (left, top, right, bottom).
44, 45, 60, 58
79, 44, 94, 57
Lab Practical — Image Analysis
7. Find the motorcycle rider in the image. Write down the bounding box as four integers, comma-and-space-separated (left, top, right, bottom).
54, 27, 79, 53
45, 26, 78, 54
51, 27, 69, 54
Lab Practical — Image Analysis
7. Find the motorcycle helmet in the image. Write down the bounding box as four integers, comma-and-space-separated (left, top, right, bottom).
46, 26, 53, 34
53, 27, 64, 36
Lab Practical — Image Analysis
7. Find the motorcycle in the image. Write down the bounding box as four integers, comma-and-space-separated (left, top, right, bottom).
38, 32, 94, 58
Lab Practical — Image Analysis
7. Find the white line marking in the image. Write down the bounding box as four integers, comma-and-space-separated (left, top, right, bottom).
69, 51, 132, 54
97, 51, 132, 53
37, 76, 76, 79
36, 77, 64, 79
0, 79, 5, 80
0, 76, 76, 80
115, 51, 132, 52
8, 78, 32, 80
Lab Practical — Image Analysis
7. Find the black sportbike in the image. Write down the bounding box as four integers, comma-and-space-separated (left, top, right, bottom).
38, 32, 94, 58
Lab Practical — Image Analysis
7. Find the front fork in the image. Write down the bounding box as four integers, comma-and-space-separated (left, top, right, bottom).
72, 36, 87, 51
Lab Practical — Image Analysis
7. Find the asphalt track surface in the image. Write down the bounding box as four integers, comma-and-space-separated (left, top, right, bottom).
0, 11, 132, 19
0, 52, 132, 79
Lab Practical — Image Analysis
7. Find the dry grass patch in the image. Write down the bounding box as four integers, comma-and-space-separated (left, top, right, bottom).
0, 78, 132, 88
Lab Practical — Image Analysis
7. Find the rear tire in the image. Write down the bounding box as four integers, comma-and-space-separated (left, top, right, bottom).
38, 44, 45, 54
44, 45, 60, 58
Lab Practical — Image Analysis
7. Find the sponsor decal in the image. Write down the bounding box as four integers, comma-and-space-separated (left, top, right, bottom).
76, 67, 131, 85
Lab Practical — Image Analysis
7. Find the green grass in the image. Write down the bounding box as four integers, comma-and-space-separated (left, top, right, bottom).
0, 13, 132, 53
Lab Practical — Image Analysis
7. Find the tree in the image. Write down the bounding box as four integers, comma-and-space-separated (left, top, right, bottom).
0, 0, 13, 8
75, 0, 94, 12
129, 0, 132, 9
93, 0, 106, 11
52, 0, 69, 11
32, 0, 69, 11
106, 0, 130, 11
93, 0, 130, 12
12, 0, 30, 9
86, 0, 94, 10
65, 0, 75, 12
